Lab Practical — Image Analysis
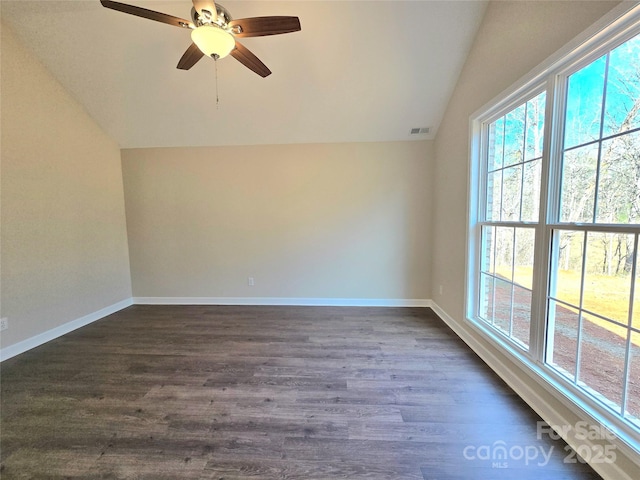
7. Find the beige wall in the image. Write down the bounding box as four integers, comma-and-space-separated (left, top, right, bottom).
0, 24, 132, 349
122, 142, 432, 301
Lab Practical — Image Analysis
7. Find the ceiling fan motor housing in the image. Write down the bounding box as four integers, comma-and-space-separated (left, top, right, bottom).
191, 3, 233, 30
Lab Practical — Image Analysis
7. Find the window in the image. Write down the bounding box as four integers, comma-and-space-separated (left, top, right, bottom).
548, 33, 640, 428
469, 7, 640, 450
479, 92, 545, 350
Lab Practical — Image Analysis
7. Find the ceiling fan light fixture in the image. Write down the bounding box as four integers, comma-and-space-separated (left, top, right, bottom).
191, 25, 235, 59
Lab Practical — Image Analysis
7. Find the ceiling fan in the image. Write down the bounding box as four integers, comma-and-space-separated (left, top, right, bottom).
100, 0, 301, 77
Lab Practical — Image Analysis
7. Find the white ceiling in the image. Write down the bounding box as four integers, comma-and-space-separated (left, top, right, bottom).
1, 0, 488, 148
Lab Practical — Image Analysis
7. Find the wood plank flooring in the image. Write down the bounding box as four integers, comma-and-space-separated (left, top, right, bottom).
0, 305, 601, 479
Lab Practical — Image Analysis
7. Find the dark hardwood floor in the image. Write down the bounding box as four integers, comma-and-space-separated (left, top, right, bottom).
1, 305, 601, 479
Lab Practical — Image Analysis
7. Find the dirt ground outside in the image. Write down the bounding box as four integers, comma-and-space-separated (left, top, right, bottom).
487, 278, 640, 424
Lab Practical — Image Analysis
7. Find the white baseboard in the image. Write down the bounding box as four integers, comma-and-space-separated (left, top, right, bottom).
429, 301, 638, 480
0, 298, 133, 362
133, 297, 432, 308
1, 298, 429, 361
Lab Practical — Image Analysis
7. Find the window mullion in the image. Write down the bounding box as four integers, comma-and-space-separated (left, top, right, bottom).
621, 234, 639, 416
519, 102, 528, 221
592, 52, 610, 223
510, 227, 516, 338
530, 76, 561, 362
574, 232, 589, 383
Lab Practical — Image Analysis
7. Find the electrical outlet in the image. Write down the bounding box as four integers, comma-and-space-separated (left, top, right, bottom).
248, 277, 255, 286
439, 285, 443, 295
0, 318, 8, 331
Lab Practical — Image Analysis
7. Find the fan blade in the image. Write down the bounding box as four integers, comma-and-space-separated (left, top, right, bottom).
177, 43, 205, 70
192, 0, 217, 21
228, 16, 301, 38
100, 0, 191, 29
231, 41, 271, 77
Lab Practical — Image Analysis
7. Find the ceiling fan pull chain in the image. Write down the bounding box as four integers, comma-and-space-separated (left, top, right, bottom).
214, 56, 220, 109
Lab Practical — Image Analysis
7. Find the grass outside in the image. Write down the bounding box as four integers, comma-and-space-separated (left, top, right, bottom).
496, 266, 639, 341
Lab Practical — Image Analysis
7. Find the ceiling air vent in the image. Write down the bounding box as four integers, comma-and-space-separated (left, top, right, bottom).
410, 127, 430, 135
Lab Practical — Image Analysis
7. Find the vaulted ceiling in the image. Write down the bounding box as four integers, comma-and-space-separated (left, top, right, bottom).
1, 1, 488, 148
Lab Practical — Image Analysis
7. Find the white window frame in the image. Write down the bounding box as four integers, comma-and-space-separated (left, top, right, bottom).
475, 86, 548, 353
467, 3, 640, 461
